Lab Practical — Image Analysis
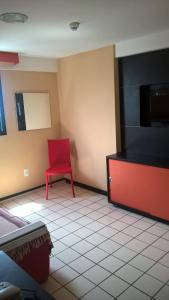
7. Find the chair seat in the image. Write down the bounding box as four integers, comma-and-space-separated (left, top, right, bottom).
46, 165, 72, 175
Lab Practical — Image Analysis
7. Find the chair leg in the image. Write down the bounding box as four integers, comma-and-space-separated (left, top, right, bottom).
50, 176, 53, 188
45, 174, 49, 200
70, 172, 75, 198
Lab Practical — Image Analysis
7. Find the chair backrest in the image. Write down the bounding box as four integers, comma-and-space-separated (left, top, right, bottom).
48, 139, 71, 168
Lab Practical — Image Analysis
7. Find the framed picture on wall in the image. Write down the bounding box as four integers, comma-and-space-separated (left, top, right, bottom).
15, 92, 52, 131
0, 79, 7, 136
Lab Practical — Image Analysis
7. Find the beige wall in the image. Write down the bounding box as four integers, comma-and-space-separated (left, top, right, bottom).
0, 71, 59, 198
58, 46, 119, 190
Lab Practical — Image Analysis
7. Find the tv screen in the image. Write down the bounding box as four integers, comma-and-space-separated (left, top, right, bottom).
140, 84, 169, 127
150, 95, 169, 126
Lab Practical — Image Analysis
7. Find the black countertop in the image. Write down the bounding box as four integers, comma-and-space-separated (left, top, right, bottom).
107, 152, 169, 169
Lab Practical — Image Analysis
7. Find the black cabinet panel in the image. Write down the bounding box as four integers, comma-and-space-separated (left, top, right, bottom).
120, 86, 140, 126
0, 79, 7, 136
123, 126, 169, 158
119, 48, 169, 158
119, 48, 169, 86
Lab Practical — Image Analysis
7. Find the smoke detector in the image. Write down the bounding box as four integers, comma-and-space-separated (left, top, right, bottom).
69, 21, 80, 31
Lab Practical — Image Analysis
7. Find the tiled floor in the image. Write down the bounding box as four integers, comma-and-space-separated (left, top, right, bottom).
1, 181, 169, 299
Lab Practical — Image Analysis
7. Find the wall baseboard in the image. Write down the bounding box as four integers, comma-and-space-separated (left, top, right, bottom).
66, 179, 107, 196
1, 178, 107, 202
0, 178, 64, 201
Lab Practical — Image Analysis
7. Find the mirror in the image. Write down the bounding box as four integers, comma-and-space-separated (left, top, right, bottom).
15, 92, 51, 131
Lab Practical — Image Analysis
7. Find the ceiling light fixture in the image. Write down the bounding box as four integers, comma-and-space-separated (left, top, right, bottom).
0, 12, 28, 23
69, 21, 80, 31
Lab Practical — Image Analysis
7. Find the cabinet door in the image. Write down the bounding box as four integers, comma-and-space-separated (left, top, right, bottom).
108, 159, 169, 221
109, 159, 151, 211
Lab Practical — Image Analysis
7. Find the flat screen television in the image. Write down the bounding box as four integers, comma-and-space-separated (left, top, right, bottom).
140, 84, 169, 127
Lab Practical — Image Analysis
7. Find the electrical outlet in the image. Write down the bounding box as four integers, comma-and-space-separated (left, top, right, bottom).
24, 169, 29, 177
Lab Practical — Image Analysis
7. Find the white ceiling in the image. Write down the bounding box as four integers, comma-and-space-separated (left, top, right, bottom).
0, 0, 169, 58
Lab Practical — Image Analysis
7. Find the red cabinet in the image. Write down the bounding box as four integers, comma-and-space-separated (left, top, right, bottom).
107, 158, 169, 222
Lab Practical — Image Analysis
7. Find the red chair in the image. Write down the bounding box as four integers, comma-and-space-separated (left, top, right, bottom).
45, 139, 75, 199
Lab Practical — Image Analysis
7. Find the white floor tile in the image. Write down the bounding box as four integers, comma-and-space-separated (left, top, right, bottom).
52, 241, 67, 255
52, 287, 77, 300
58, 207, 73, 216
66, 212, 83, 221
98, 226, 118, 238
76, 216, 93, 226
122, 225, 143, 237
57, 248, 80, 264
74, 227, 93, 239
97, 206, 115, 215
137, 232, 158, 244
85, 232, 107, 245
52, 228, 70, 239
111, 232, 133, 245
37, 208, 53, 217
126, 238, 148, 252
60, 233, 81, 246
47, 222, 60, 232
154, 285, 169, 300
115, 264, 143, 283
84, 247, 109, 263
71, 240, 95, 254
87, 211, 104, 220
129, 254, 155, 272
52, 265, 79, 285
118, 286, 151, 300
69, 256, 95, 274
46, 212, 62, 221
78, 207, 93, 215
108, 210, 127, 220
133, 220, 153, 230
162, 231, 169, 240
109, 220, 129, 231
99, 255, 125, 273
66, 276, 95, 298
113, 246, 137, 262
50, 256, 65, 273
81, 286, 115, 300
42, 276, 61, 293
152, 238, 169, 252
49, 203, 65, 211
54, 217, 71, 226
155, 222, 169, 230
142, 246, 166, 261
159, 253, 169, 267
147, 224, 168, 237
98, 239, 121, 254
83, 265, 110, 284
88, 202, 103, 210
98, 215, 115, 225
86, 220, 105, 231
64, 222, 82, 232
120, 215, 138, 225
99, 274, 129, 297
133, 274, 164, 296
141, 216, 156, 224
147, 263, 169, 283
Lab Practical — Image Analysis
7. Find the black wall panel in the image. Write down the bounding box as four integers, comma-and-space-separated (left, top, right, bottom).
119, 48, 169, 158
